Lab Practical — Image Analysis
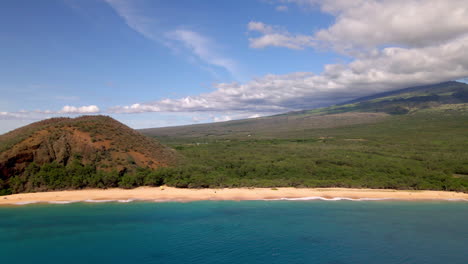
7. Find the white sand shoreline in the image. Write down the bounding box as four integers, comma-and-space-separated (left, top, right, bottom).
1, 186, 468, 205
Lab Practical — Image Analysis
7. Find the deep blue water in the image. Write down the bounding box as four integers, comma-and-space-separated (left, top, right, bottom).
0, 201, 467, 264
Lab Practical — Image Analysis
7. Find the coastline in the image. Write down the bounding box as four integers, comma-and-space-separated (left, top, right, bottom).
1, 186, 467, 205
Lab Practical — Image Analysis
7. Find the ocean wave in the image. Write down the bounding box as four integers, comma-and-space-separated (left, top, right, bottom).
14, 201, 40, 205
117, 199, 136, 203
445, 198, 468, 202
10, 199, 139, 205
83, 199, 140, 203
84, 199, 116, 203
264, 197, 393, 201
7, 197, 468, 205
264, 197, 468, 202
48, 200, 80, 204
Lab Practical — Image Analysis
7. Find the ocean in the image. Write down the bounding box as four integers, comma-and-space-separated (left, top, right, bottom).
1, 200, 467, 264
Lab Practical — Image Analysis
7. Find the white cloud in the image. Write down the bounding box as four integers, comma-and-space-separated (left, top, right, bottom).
104, 0, 241, 79
110, 30, 468, 115
314, 0, 468, 53
54, 0, 468, 124
59, 105, 100, 114
103, 0, 159, 42
266, 0, 468, 53
0, 111, 24, 120
166, 29, 241, 78
248, 114, 262, 118
0, 110, 51, 121
247, 21, 275, 34
0, 105, 100, 122
248, 21, 314, 49
213, 115, 232, 122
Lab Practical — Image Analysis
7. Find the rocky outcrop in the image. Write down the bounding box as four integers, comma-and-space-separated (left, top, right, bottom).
0, 116, 177, 180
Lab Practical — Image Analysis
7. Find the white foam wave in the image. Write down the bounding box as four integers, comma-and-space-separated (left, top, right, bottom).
84, 199, 138, 203
117, 199, 135, 203
6, 197, 467, 205
84, 199, 116, 203
9, 199, 139, 205
14, 201, 39, 205
48, 200, 79, 204
264, 197, 393, 201
16, 199, 139, 205
445, 198, 468, 202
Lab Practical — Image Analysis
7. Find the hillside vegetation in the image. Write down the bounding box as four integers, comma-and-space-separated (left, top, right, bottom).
141, 112, 389, 141
140, 82, 468, 192
0, 116, 177, 194
148, 111, 468, 192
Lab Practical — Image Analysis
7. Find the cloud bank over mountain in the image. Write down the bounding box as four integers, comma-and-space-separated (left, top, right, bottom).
111, 0, 468, 114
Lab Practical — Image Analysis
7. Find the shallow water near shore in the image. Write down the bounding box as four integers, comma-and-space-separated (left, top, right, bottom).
1, 201, 467, 264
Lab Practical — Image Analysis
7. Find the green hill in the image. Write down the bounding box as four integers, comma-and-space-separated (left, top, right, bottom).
0, 116, 177, 194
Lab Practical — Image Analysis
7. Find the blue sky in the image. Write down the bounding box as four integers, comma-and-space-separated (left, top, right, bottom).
1, 0, 468, 133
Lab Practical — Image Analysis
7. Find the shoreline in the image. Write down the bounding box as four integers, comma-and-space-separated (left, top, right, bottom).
1, 187, 468, 205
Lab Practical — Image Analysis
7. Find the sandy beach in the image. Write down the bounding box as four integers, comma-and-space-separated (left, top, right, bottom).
1, 186, 467, 205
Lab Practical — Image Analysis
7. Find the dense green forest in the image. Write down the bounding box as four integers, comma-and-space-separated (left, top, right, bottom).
2, 110, 466, 195
1, 160, 164, 195
154, 111, 468, 192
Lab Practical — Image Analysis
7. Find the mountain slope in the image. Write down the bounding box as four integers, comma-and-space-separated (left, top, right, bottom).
0, 116, 177, 186
140, 81, 468, 140
140, 112, 389, 140
307, 81, 468, 115
342, 81, 468, 105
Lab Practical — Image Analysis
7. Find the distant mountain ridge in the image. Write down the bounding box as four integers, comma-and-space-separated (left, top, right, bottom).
320, 81, 468, 115
341, 81, 467, 105
140, 81, 468, 139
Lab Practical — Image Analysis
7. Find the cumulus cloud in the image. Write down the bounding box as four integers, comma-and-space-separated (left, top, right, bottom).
111, 35, 468, 115
314, 0, 468, 53
248, 21, 314, 49
262, 0, 468, 53
110, 72, 312, 113
213, 115, 233, 122
0, 111, 26, 120
0, 105, 100, 121
59, 105, 100, 114
247, 21, 275, 34
73, 0, 468, 120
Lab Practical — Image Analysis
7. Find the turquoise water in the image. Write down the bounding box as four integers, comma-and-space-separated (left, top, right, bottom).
1, 201, 467, 264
